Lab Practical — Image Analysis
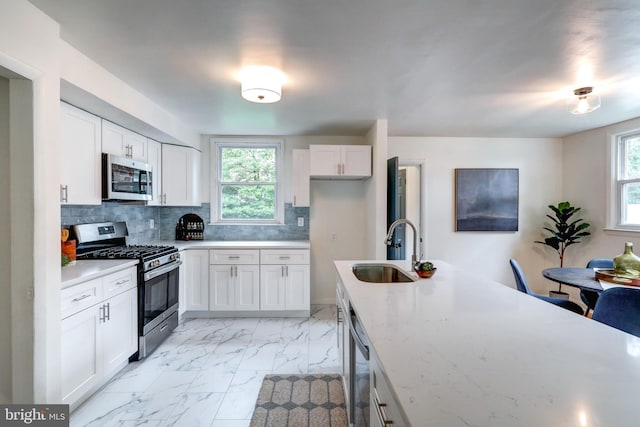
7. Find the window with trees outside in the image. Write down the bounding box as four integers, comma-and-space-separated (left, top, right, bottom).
214, 141, 282, 223
615, 132, 640, 228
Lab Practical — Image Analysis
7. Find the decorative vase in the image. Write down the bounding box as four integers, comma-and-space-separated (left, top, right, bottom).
613, 242, 640, 276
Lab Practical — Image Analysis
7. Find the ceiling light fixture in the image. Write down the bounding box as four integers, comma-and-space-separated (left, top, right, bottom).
567, 86, 601, 115
240, 66, 284, 104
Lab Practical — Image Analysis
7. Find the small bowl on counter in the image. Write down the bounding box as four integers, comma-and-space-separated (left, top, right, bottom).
414, 261, 437, 278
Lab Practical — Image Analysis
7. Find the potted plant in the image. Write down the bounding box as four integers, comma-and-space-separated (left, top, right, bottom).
535, 201, 590, 297
414, 261, 437, 278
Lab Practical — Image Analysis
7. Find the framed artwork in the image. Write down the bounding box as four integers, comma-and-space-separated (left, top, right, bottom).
455, 168, 519, 231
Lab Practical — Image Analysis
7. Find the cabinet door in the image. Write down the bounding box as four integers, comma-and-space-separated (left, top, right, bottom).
102, 120, 147, 161
292, 149, 310, 207
371, 357, 407, 427
309, 145, 341, 176
60, 102, 102, 205
61, 305, 101, 405
260, 265, 285, 310
284, 264, 310, 310
235, 265, 260, 310
210, 265, 235, 311
102, 288, 137, 378
146, 139, 163, 206
184, 250, 209, 311
342, 145, 371, 177
162, 144, 201, 206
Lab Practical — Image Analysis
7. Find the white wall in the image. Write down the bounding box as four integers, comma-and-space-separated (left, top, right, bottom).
0, 0, 61, 403
389, 136, 564, 293
364, 120, 388, 260
310, 180, 367, 303
288, 136, 372, 304
0, 76, 10, 403
563, 117, 640, 265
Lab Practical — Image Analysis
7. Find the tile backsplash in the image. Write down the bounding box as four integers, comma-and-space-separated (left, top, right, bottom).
61, 202, 309, 243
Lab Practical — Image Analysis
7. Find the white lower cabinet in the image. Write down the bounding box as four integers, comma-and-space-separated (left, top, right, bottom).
101, 289, 137, 378
260, 249, 310, 312
210, 264, 260, 311
61, 302, 101, 407
184, 249, 209, 311
182, 247, 310, 316
61, 266, 137, 410
260, 264, 310, 310
336, 280, 351, 420
370, 349, 407, 427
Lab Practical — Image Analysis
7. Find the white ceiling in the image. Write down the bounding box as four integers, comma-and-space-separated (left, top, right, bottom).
27, 0, 640, 138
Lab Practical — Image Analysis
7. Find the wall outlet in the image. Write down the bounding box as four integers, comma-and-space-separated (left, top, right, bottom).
149, 219, 155, 229
297, 217, 304, 227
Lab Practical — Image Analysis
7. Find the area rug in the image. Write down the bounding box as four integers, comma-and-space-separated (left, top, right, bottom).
249, 374, 347, 427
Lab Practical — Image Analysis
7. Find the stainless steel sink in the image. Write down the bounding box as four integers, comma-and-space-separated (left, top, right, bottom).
351, 263, 416, 283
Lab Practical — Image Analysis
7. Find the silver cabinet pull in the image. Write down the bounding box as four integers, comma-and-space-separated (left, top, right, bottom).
71, 294, 92, 303
60, 185, 68, 203
374, 396, 393, 425
228, 255, 240, 260
285, 265, 289, 276
105, 302, 110, 321
115, 279, 129, 286
99, 305, 105, 322
234, 266, 238, 277
279, 256, 290, 260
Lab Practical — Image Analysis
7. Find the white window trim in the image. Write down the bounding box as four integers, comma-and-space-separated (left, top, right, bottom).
606, 128, 640, 233
210, 137, 284, 225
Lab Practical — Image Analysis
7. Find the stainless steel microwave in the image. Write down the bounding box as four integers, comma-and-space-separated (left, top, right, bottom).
102, 153, 153, 201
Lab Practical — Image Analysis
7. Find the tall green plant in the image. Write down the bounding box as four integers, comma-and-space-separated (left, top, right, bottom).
535, 201, 591, 269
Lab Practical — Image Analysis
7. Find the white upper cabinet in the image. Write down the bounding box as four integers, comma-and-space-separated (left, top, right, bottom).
309, 145, 371, 179
146, 139, 162, 206
102, 120, 148, 162
292, 149, 310, 207
60, 102, 102, 205
161, 144, 201, 206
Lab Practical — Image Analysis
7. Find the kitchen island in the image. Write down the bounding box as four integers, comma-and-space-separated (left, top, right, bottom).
335, 260, 640, 427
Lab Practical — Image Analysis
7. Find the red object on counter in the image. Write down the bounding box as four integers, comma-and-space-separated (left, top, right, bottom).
62, 240, 76, 261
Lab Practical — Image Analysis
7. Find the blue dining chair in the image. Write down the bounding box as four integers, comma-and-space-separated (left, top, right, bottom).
592, 287, 640, 338
509, 259, 584, 315
582, 258, 614, 316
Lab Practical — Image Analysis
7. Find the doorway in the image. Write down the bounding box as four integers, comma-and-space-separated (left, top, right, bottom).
387, 157, 423, 262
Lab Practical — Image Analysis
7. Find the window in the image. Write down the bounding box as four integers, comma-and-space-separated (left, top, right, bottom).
212, 139, 283, 223
614, 131, 640, 228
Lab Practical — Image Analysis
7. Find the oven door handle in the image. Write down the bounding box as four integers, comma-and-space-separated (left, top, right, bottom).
144, 260, 182, 281
348, 314, 369, 360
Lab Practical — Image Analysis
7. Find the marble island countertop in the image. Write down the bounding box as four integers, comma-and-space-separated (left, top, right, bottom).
335, 259, 640, 427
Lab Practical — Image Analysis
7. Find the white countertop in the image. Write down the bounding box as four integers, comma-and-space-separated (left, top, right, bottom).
61, 259, 139, 289
152, 240, 310, 251
335, 260, 640, 427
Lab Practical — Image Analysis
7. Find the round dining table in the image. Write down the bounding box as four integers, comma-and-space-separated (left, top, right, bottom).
541, 267, 603, 292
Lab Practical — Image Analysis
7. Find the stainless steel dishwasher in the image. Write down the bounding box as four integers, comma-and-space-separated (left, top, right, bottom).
348, 304, 370, 427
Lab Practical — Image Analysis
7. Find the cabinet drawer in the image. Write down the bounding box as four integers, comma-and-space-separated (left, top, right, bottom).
260, 249, 310, 265
103, 267, 137, 299
210, 249, 260, 265
61, 278, 103, 319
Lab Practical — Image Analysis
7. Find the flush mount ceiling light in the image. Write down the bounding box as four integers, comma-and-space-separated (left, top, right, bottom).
567, 86, 601, 115
240, 66, 284, 104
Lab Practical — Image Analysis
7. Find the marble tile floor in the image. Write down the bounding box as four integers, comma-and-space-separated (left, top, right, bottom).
71, 305, 340, 427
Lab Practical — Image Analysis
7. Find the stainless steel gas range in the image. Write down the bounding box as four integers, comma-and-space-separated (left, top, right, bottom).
73, 221, 181, 359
